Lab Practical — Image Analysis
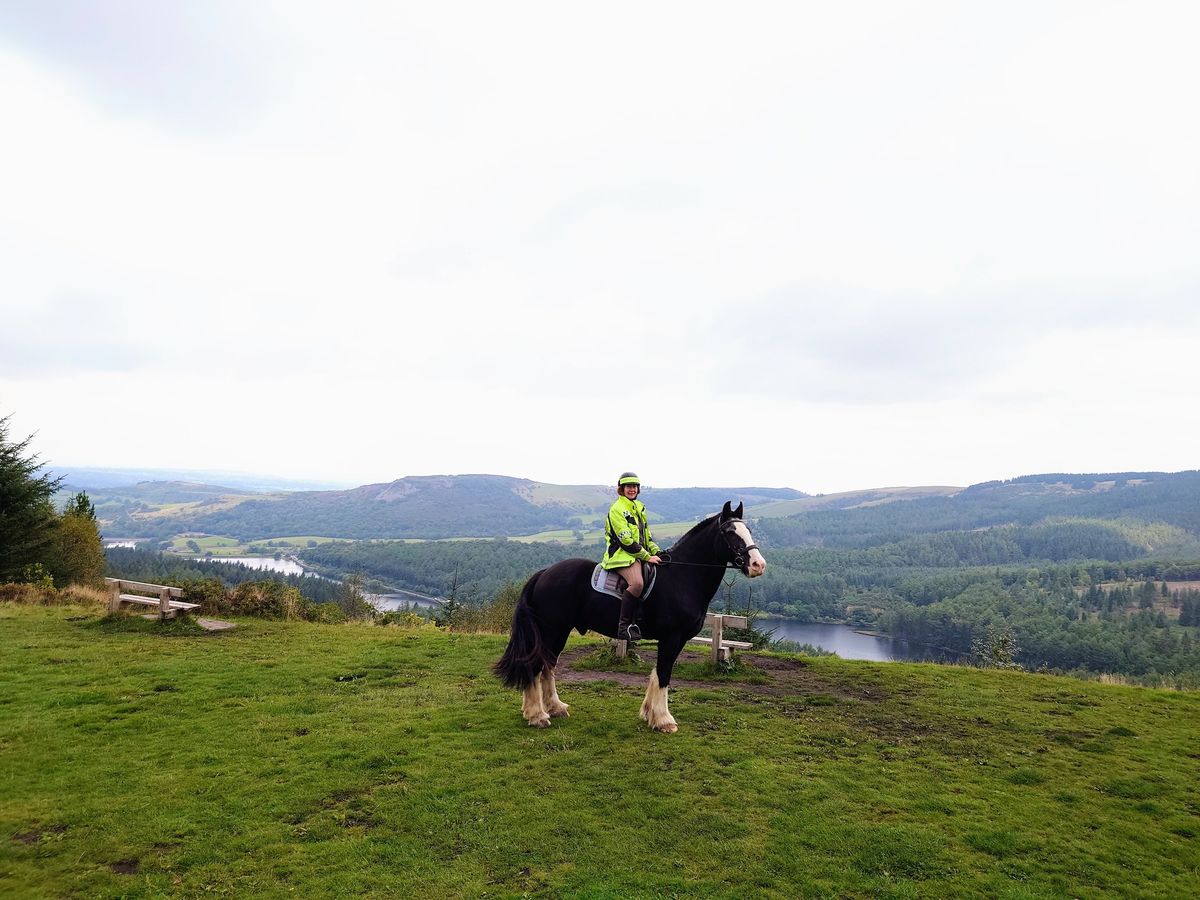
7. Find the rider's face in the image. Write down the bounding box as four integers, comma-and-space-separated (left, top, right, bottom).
622, 484, 640, 499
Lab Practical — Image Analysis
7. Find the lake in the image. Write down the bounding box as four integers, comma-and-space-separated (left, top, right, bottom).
202, 556, 308, 576
372, 590, 444, 611
756, 618, 964, 663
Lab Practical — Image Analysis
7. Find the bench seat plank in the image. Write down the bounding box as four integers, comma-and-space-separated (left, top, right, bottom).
704, 614, 749, 628
105, 577, 184, 598
687, 636, 754, 650
119, 594, 200, 610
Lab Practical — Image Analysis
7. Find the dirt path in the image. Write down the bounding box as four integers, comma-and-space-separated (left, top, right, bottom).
554, 645, 885, 701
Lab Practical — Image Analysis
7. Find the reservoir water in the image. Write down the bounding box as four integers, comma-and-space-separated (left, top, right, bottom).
373, 590, 443, 611
756, 618, 964, 663
203, 556, 308, 576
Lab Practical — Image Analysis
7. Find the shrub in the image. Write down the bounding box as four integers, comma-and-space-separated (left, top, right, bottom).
227, 581, 306, 619
378, 610, 427, 627
441, 580, 523, 633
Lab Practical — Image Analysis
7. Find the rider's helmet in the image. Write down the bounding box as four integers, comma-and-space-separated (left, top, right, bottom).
617, 472, 641, 496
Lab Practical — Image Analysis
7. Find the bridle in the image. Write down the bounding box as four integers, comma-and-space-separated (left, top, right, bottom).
660, 519, 760, 571
720, 520, 761, 571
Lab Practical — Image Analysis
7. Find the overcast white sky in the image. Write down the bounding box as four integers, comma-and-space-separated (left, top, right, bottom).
2, 1, 1197, 493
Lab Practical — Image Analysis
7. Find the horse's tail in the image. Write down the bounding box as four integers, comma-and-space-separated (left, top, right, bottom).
492, 569, 553, 689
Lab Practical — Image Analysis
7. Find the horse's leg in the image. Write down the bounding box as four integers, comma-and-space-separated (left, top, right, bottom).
641, 634, 682, 733
540, 624, 571, 718
540, 669, 570, 718
522, 673, 551, 727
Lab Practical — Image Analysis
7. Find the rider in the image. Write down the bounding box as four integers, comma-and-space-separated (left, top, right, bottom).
601, 472, 662, 642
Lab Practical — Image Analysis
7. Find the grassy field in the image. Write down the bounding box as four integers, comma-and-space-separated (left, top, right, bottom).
2, 603, 1198, 898
511, 520, 697, 545
164, 535, 339, 556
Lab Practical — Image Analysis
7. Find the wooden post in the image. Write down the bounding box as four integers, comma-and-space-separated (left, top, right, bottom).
159, 586, 171, 620
109, 580, 121, 614
614, 639, 627, 659
710, 615, 724, 665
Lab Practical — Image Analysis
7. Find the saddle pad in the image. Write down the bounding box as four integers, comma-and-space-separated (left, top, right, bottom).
590, 563, 656, 601
590, 565, 624, 599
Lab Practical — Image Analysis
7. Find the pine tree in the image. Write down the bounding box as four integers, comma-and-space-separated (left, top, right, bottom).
0, 415, 62, 582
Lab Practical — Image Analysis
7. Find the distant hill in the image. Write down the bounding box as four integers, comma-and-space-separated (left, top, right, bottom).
65, 481, 262, 529
753, 471, 1200, 552
103, 474, 808, 540
51, 465, 350, 493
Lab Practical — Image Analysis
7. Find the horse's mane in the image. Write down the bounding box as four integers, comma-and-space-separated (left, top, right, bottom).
664, 513, 720, 554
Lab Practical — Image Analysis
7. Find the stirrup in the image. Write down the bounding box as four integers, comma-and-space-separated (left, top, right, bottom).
625, 623, 642, 642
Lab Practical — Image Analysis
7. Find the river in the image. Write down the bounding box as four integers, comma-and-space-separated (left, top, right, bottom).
756, 618, 964, 663
201, 556, 309, 576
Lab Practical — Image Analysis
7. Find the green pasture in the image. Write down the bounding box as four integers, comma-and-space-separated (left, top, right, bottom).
513, 519, 695, 545
165, 535, 341, 556
2, 603, 1198, 898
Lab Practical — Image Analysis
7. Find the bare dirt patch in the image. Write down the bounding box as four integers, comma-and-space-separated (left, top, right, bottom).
11, 824, 67, 844
555, 647, 886, 701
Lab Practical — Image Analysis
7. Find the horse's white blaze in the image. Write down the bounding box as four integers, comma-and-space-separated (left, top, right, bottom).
522, 672, 551, 727
541, 669, 569, 717
731, 520, 767, 577
640, 669, 677, 732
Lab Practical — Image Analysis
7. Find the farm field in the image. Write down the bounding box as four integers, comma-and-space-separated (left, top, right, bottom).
163, 535, 340, 556
2, 603, 1198, 898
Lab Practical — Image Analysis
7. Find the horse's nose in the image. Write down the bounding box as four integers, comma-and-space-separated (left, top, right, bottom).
748, 553, 766, 577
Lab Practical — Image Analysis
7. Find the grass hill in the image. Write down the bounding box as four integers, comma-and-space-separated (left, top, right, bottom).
752, 471, 1200, 551
101, 474, 807, 541
2, 602, 1198, 897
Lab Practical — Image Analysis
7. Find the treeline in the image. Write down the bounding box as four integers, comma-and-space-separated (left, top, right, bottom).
298, 539, 582, 601
881, 580, 1200, 677
104, 547, 343, 603
1, 416, 105, 588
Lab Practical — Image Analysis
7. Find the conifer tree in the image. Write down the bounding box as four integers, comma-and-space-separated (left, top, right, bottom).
0, 415, 62, 582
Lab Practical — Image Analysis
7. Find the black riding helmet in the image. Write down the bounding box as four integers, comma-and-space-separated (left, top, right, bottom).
617, 472, 641, 496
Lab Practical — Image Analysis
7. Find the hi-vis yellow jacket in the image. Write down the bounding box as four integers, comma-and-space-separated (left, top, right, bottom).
601, 495, 661, 570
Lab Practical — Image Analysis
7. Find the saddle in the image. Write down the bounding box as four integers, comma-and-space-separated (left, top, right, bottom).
590, 562, 657, 602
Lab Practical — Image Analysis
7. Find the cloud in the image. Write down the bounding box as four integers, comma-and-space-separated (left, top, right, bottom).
1, 2, 1198, 492
0, 0, 276, 133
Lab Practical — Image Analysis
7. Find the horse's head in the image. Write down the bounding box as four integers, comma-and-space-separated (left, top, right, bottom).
718, 501, 767, 577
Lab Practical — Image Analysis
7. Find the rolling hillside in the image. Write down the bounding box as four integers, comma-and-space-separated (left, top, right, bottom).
752, 471, 1200, 551
99, 475, 807, 541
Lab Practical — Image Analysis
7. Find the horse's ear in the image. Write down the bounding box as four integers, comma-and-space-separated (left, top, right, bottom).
720, 501, 733, 520
734, 502, 744, 519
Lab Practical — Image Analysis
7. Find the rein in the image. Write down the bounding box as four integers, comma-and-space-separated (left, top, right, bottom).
659, 559, 742, 570
659, 521, 759, 571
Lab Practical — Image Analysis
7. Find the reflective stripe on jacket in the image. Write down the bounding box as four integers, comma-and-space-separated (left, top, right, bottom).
601, 495, 660, 570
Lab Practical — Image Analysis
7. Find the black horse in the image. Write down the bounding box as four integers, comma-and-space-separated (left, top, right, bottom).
494, 501, 767, 732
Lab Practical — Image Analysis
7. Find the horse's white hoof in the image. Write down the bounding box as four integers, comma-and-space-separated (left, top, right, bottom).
548, 702, 570, 718
654, 721, 678, 734
528, 713, 552, 728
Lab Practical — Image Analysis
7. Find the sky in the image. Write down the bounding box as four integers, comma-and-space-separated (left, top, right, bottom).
1, 1, 1197, 494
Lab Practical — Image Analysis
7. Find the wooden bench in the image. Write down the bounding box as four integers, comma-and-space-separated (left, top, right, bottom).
614, 613, 754, 662
105, 577, 200, 620
688, 614, 753, 663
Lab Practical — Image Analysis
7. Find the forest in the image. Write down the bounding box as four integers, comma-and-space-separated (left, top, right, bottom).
75, 465, 1200, 680
103, 547, 343, 603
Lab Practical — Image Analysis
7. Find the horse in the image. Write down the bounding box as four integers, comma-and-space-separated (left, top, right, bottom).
493, 501, 767, 733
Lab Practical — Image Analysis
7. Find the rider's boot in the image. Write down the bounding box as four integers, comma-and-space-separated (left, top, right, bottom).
616, 589, 642, 643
